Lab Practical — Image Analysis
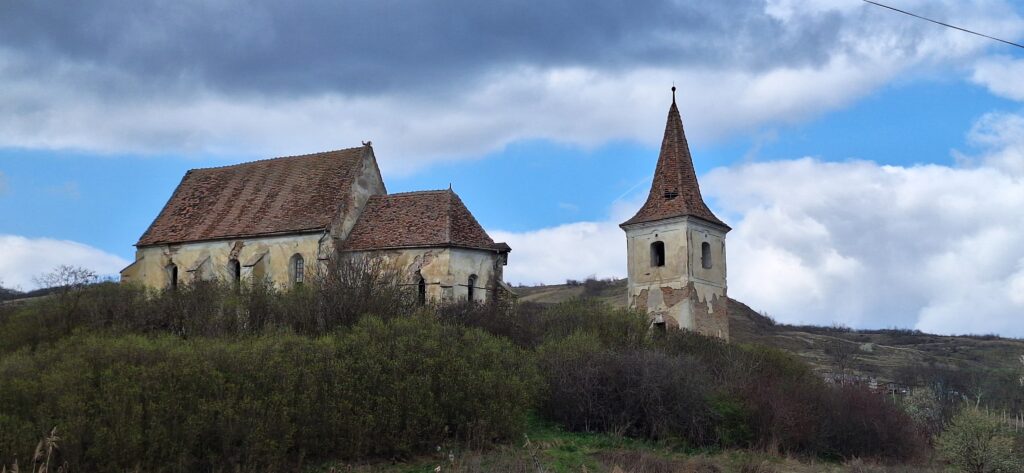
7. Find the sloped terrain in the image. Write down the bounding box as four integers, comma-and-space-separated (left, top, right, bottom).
516, 279, 1024, 384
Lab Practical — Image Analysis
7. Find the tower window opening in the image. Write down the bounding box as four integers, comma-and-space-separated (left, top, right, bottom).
663, 190, 679, 200
701, 242, 712, 269
650, 241, 666, 267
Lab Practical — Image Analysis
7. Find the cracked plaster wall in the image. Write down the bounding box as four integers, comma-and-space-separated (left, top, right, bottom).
121, 232, 327, 288
344, 247, 503, 303
624, 216, 729, 340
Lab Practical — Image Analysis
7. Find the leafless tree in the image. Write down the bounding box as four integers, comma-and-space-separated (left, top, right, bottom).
33, 265, 97, 292
33, 265, 98, 335
823, 338, 859, 376
1019, 354, 1023, 388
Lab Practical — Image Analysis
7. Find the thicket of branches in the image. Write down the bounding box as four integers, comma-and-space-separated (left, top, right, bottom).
2, 261, 1007, 470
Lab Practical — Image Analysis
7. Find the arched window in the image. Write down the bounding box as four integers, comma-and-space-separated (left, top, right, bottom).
701, 242, 712, 269
291, 254, 305, 285
417, 274, 427, 305
467, 274, 478, 302
167, 263, 178, 290
229, 258, 241, 286
650, 241, 665, 267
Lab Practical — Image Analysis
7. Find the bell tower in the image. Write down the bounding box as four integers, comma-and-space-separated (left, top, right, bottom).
620, 88, 731, 340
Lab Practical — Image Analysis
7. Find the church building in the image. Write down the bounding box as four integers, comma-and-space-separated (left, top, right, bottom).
621, 88, 731, 340
120, 144, 512, 303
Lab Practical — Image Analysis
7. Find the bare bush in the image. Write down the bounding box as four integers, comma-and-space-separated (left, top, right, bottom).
307, 255, 417, 331
538, 333, 715, 443
824, 338, 860, 375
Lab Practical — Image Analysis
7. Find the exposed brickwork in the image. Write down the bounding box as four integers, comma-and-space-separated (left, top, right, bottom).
137, 147, 367, 246
343, 189, 507, 252
690, 285, 730, 341
620, 101, 728, 230
633, 288, 649, 312
660, 285, 688, 308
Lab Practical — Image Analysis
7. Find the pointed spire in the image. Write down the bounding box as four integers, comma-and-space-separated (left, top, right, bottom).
621, 90, 729, 230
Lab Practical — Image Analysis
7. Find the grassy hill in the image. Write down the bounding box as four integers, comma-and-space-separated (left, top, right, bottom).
515, 279, 1024, 385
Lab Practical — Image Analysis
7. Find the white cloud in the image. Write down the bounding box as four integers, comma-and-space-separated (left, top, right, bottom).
496, 112, 1024, 336
972, 56, 1024, 101
0, 235, 129, 290
959, 111, 1024, 176
702, 154, 1024, 336
491, 222, 625, 286
0, 1, 1020, 172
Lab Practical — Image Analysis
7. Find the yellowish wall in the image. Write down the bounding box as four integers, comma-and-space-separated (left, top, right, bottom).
344, 247, 504, 303
120, 232, 328, 288
624, 216, 729, 340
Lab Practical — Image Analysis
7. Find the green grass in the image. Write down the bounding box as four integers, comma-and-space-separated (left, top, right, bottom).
311, 415, 707, 473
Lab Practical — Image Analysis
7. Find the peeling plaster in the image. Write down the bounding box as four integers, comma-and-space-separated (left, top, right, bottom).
623, 216, 730, 340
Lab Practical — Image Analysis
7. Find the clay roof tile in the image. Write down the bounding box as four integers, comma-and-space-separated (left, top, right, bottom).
621, 97, 729, 230
137, 147, 367, 246
343, 189, 503, 252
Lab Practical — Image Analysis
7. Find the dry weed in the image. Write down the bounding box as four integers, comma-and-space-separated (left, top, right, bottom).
739, 460, 778, 473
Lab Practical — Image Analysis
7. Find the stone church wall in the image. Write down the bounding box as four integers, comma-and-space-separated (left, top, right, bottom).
344, 247, 503, 303
121, 232, 328, 288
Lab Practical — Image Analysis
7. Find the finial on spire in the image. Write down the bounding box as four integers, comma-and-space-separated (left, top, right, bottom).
671, 84, 676, 104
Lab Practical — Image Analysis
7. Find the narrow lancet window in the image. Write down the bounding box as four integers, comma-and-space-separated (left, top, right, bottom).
417, 275, 427, 305
701, 242, 712, 269
650, 241, 666, 267
292, 254, 304, 285
167, 264, 178, 290
467, 274, 478, 302
229, 258, 241, 286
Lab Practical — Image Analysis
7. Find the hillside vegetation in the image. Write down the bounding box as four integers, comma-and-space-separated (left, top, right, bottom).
0, 267, 1021, 472
518, 279, 1024, 409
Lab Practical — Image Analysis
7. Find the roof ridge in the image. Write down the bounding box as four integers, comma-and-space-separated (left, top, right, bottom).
190, 146, 365, 172
445, 188, 454, 243
382, 189, 452, 197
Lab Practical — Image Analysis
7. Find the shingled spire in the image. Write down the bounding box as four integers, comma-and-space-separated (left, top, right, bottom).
621, 91, 728, 229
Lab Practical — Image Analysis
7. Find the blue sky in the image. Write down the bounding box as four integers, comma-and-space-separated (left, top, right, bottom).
2, 0, 1024, 335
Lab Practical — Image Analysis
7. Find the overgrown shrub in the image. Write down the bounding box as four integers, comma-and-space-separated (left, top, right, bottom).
936, 406, 1023, 473
0, 258, 416, 354
537, 332, 715, 444
0, 275, 931, 466
0, 316, 538, 471
819, 385, 926, 461
439, 299, 649, 350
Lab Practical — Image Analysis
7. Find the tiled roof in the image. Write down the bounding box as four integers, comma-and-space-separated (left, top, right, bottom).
137, 147, 367, 246
343, 189, 507, 252
621, 97, 729, 230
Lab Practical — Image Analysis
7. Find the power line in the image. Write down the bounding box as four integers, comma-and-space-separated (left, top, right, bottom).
863, 0, 1024, 50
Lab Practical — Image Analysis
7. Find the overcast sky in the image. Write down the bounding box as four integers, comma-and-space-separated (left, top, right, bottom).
2, 0, 1024, 336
